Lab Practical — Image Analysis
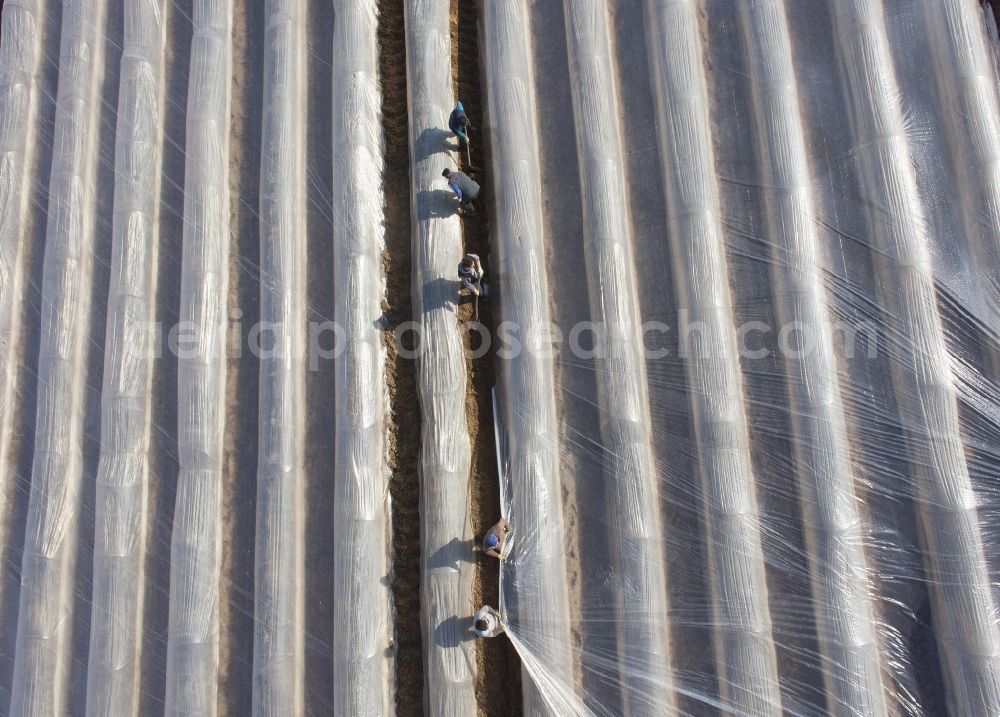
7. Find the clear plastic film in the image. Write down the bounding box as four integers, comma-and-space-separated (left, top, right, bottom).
0, 1, 49, 705
0, 0, 998, 715
486, 0, 1000, 715
164, 1, 233, 714
87, 0, 167, 713
481, 1, 576, 714
8, 0, 110, 713
0, 0, 47, 580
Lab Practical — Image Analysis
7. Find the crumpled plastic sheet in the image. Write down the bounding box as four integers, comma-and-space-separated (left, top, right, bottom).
0, 0, 998, 715
487, 0, 1000, 715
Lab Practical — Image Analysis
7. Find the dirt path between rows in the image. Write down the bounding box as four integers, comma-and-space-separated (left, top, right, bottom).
219, 2, 265, 713
377, 1, 425, 714
450, 1, 523, 714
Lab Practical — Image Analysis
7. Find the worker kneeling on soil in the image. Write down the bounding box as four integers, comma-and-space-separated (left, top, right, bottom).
458, 253, 484, 295
443, 167, 479, 215
473, 605, 504, 639
482, 517, 509, 559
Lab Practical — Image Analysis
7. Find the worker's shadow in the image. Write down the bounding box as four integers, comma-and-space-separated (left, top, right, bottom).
415, 127, 455, 161
416, 189, 458, 220
426, 537, 476, 572
434, 614, 474, 649
419, 277, 462, 314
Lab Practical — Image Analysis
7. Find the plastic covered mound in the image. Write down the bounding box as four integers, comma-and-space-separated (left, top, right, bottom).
487, 0, 1000, 714
0, 0, 998, 715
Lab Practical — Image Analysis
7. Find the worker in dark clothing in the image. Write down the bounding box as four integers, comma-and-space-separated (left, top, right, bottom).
458, 253, 484, 295
449, 101, 474, 147
482, 518, 510, 559
443, 167, 480, 215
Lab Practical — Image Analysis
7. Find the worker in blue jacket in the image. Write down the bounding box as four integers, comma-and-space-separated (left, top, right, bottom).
449, 101, 474, 147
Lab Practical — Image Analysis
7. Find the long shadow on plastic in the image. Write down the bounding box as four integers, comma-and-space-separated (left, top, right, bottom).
434, 614, 476, 649
417, 188, 461, 220
426, 538, 477, 572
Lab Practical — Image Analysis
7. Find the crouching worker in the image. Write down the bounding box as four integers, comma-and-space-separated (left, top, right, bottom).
482, 517, 509, 559
458, 253, 484, 296
473, 605, 504, 639
443, 167, 480, 215
449, 100, 474, 147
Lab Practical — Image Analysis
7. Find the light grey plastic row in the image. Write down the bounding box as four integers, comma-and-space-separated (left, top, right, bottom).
922, 0, 1000, 372
642, 0, 783, 712
331, 0, 395, 713
480, 0, 575, 714
403, 0, 477, 714
9, 1, 110, 714
737, 2, 887, 715
164, 2, 234, 714
86, 0, 168, 714
0, 0, 47, 605
831, 1, 1000, 714
252, 0, 307, 713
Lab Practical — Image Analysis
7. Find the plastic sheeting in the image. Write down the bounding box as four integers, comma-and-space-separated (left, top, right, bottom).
480, 2, 575, 715
0, 0, 47, 577
487, 0, 1000, 715
331, 0, 395, 713
0, 0, 998, 715
739, 1, 883, 712
9, 0, 109, 713
86, 0, 167, 713
253, 0, 307, 713
404, 1, 478, 714
164, 1, 233, 713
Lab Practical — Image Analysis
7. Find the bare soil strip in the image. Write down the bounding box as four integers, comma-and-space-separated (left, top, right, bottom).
450, 2, 523, 714
377, 1, 425, 713
218, 2, 265, 714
